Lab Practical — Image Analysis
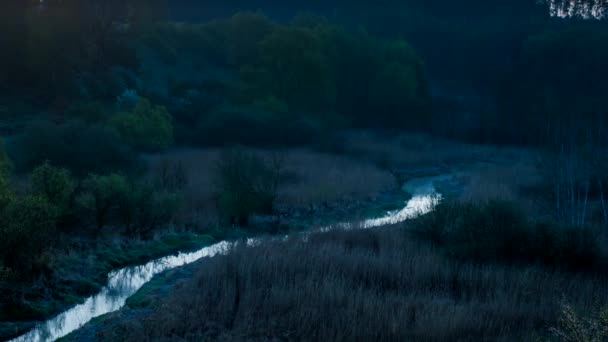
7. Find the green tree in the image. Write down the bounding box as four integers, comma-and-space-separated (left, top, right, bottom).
31, 162, 75, 217
215, 148, 283, 227
368, 40, 430, 129
0, 195, 58, 275
247, 26, 336, 112
117, 184, 181, 237
110, 98, 174, 152
77, 173, 129, 232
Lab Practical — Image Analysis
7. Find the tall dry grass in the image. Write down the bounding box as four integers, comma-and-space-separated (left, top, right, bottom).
96, 226, 608, 342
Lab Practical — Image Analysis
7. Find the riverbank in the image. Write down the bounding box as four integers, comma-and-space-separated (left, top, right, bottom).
63, 221, 608, 341
0, 232, 219, 341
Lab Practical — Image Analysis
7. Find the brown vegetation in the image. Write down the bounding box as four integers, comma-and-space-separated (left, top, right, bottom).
90, 225, 608, 342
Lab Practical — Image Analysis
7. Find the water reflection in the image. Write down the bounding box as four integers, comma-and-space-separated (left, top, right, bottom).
10, 242, 232, 342
10, 176, 443, 342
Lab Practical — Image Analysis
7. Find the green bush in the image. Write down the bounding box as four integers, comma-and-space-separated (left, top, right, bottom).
110, 98, 174, 152
65, 101, 107, 123
413, 200, 602, 269
0, 138, 13, 177
31, 162, 74, 217
117, 184, 181, 238
215, 148, 282, 226
551, 304, 608, 342
198, 105, 327, 146
77, 173, 130, 232
76, 173, 181, 237
9, 120, 140, 176
0, 195, 58, 276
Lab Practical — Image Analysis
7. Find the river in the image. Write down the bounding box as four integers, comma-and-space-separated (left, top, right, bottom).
9, 175, 446, 342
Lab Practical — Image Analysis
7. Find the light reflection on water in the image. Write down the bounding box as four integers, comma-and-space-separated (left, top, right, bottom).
10, 175, 444, 342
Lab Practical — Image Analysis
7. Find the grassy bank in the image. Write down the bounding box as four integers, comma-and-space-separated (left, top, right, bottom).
64, 222, 608, 341
0, 232, 219, 341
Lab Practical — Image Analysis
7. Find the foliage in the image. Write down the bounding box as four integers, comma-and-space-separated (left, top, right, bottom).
110, 98, 174, 152
77, 173, 130, 232
116, 184, 181, 237
412, 200, 602, 269
141, 12, 430, 142
65, 101, 107, 123
551, 304, 608, 342
0, 195, 58, 276
76, 172, 180, 236
0, 139, 13, 177
9, 120, 139, 176
215, 148, 283, 226
198, 105, 325, 146
31, 162, 75, 217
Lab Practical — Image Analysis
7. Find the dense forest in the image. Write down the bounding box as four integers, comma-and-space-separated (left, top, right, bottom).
2, 0, 608, 341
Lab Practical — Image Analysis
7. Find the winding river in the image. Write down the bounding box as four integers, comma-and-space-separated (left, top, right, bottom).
9, 175, 446, 342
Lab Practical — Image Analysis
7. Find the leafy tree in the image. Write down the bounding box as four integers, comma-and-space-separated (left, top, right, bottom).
31, 162, 75, 217
117, 184, 181, 237
77, 173, 130, 232
0, 139, 13, 178
0, 195, 58, 275
110, 98, 174, 152
215, 148, 283, 226
9, 120, 139, 176
247, 26, 336, 112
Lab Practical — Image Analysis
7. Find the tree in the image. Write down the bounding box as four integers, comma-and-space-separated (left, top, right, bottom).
77, 173, 129, 232
31, 162, 75, 217
10, 120, 139, 176
0, 195, 58, 275
368, 41, 430, 129
215, 148, 283, 226
249, 26, 336, 112
110, 98, 174, 152
116, 184, 181, 237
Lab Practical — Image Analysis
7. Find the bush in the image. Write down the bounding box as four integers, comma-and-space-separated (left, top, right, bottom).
76, 173, 181, 237
0, 138, 12, 177
215, 148, 282, 226
76, 173, 130, 232
117, 184, 181, 238
31, 162, 74, 217
65, 101, 107, 123
110, 98, 174, 152
413, 200, 603, 269
551, 304, 608, 342
9, 120, 140, 176
0, 195, 58, 276
198, 105, 327, 146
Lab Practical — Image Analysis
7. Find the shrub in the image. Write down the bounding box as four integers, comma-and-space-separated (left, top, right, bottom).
65, 101, 107, 123
110, 98, 174, 152
31, 162, 74, 217
198, 105, 326, 146
215, 148, 282, 226
117, 184, 181, 238
0, 138, 13, 177
0, 195, 58, 276
9, 120, 139, 176
76, 173, 130, 232
551, 304, 608, 342
75, 173, 181, 237
412, 199, 603, 269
